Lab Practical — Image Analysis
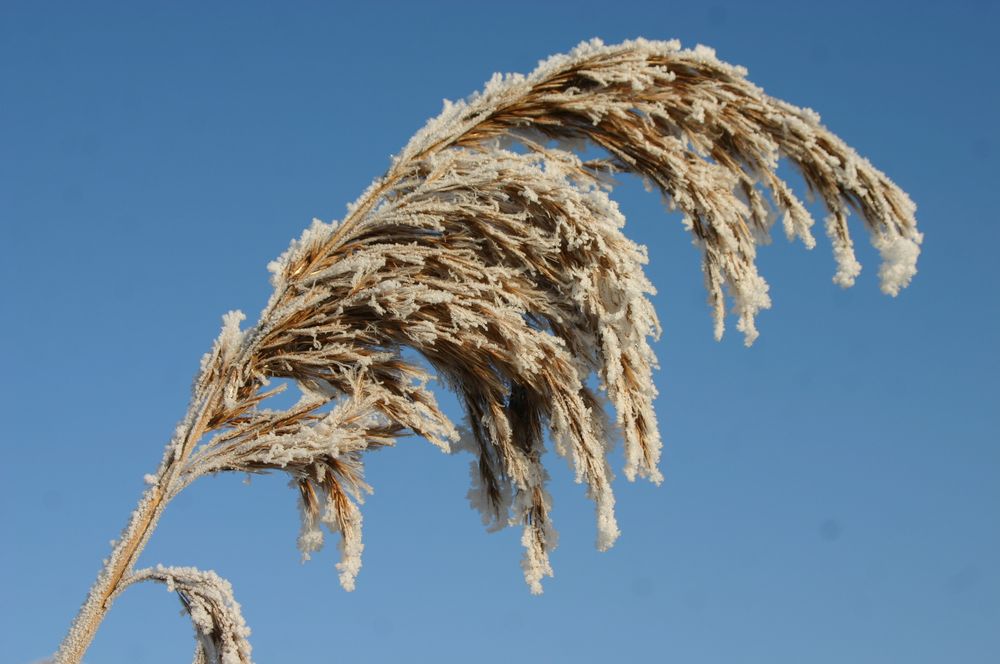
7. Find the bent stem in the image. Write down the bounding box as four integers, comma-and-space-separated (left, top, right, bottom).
55, 389, 220, 664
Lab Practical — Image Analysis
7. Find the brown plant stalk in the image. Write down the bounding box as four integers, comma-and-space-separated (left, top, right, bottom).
55, 38, 921, 664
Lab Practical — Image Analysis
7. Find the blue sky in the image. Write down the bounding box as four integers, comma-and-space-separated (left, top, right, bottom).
1, 1, 997, 662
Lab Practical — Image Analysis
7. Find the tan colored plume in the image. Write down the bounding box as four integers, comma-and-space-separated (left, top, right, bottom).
55, 38, 920, 664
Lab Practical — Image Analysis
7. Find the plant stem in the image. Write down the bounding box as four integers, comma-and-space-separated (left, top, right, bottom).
54, 481, 169, 663
56, 388, 220, 664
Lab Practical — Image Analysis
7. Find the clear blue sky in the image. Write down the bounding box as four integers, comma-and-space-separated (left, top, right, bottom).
2, 1, 997, 662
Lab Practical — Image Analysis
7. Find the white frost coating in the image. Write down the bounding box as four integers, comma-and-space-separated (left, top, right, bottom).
199, 311, 246, 376
874, 232, 923, 296
520, 519, 555, 595
129, 565, 253, 664
826, 214, 863, 287
781, 208, 818, 249
294, 475, 368, 592
266, 217, 338, 289
593, 489, 620, 551
295, 489, 324, 562
465, 457, 513, 531
732, 270, 772, 347
328, 498, 364, 591
218, 311, 246, 353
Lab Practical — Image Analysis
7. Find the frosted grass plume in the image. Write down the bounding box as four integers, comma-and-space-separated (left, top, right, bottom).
55, 38, 920, 664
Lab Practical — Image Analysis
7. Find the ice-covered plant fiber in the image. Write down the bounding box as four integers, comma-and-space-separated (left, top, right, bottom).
56, 38, 920, 664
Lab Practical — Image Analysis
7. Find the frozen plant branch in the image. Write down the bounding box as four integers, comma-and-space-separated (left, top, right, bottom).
124, 566, 253, 664
55, 38, 920, 663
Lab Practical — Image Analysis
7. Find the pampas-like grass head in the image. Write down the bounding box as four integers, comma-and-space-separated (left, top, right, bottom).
56, 38, 920, 664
